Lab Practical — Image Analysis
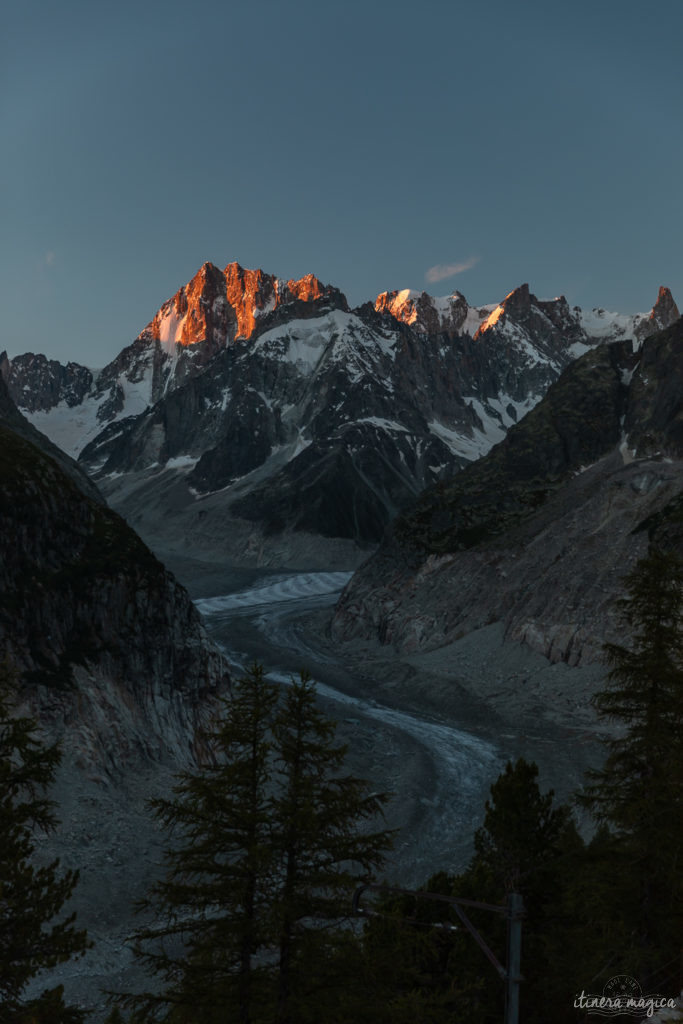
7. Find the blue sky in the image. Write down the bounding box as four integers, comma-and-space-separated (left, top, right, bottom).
3, 0, 682, 365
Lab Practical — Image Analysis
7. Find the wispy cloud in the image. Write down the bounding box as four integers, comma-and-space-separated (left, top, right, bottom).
45, 251, 56, 266
425, 256, 479, 284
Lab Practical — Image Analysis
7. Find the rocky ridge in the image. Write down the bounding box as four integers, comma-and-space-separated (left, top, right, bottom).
6, 265, 678, 564
0, 373, 229, 773
330, 316, 683, 665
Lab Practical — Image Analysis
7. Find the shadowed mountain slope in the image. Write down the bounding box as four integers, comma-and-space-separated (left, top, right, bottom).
0, 374, 228, 770
331, 318, 683, 666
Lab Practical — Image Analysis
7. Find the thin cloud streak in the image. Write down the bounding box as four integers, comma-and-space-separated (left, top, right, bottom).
425, 257, 480, 284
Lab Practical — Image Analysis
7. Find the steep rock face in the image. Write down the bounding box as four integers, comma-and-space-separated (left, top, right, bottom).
7, 264, 679, 563
375, 288, 470, 336
0, 377, 228, 770
78, 309, 489, 548
223, 263, 348, 338
475, 285, 595, 364
4, 352, 93, 412
142, 261, 238, 352
76, 283, 677, 557
6, 262, 346, 460
331, 318, 683, 664
635, 285, 680, 340
0, 352, 103, 505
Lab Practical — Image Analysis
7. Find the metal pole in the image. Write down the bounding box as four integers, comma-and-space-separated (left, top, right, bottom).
505, 892, 523, 1024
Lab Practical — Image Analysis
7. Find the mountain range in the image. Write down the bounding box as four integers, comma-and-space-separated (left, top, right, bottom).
331, 315, 683, 667
8, 260, 682, 1015
4, 263, 678, 567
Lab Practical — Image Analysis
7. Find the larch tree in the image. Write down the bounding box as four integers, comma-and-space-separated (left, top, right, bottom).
121, 666, 395, 1024
268, 672, 395, 1024
0, 676, 89, 1024
125, 663, 280, 1024
580, 548, 683, 970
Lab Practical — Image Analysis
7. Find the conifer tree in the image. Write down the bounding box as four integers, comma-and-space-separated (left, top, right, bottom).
123, 666, 395, 1024
0, 677, 89, 1023
580, 548, 683, 967
126, 663, 280, 1024
360, 760, 582, 1024
268, 672, 395, 1024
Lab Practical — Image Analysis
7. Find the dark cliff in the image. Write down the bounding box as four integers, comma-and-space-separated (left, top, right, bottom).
331, 319, 683, 665
0, 376, 228, 770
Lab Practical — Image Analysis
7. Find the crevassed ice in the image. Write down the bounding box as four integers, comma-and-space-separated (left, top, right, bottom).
195, 571, 353, 613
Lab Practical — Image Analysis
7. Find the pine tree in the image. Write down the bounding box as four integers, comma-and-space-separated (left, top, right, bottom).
361, 760, 582, 1024
580, 548, 683, 970
125, 663, 280, 1024
0, 676, 89, 1023
448, 759, 582, 1024
123, 665, 394, 1024
268, 672, 395, 1024
123, 666, 395, 1024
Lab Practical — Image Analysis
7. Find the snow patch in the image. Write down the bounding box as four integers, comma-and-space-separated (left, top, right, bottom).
157, 306, 188, 350
252, 310, 362, 374
568, 340, 593, 359
26, 399, 107, 459
164, 454, 199, 470
355, 417, 409, 433
578, 307, 645, 343
462, 304, 496, 337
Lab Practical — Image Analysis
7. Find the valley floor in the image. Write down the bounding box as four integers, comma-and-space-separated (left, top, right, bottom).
32, 549, 611, 1022
164, 550, 609, 854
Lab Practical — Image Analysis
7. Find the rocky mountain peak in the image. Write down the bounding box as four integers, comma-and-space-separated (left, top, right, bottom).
374, 288, 469, 335
649, 285, 679, 331
284, 272, 326, 304
274, 271, 348, 317
473, 283, 531, 338
137, 262, 349, 352
224, 261, 279, 339
330, 318, 683, 666
222, 262, 347, 338
501, 282, 532, 316
631, 285, 680, 344
143, 261, 237, 352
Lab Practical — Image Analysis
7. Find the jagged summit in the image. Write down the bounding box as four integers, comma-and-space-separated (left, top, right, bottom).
5, 264, 680, 564
373, 280, 675, 350
645, 285, 680, 335
331, 315, 683, 664
374, 288, 470, 336
141, 261, 348, 351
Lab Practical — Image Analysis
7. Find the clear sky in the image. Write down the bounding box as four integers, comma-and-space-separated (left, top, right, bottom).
3, 0, 683, 366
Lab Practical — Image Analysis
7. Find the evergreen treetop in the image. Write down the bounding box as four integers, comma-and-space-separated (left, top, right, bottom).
580, 548, 683, 969
0, 674, 90, 1023
121, 664, 395, 1024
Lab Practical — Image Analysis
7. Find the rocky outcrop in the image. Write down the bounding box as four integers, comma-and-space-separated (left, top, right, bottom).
0, 375, 229, 770
375, 288, 469, 336
635, 285, 680, 341
4, 351, 93, 412
140, 261, 348, 349
141, 261, 238, 352
474, 285, 592, 357
4, 263, 347, 460
0, 351, 103, 505
331, 318, 683, 664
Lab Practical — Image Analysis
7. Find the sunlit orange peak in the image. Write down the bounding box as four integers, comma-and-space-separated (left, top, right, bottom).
480, 304, 505, 332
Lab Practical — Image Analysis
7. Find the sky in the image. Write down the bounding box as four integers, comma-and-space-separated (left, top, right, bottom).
3, 0, 683, 366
